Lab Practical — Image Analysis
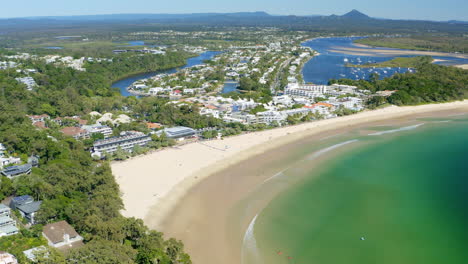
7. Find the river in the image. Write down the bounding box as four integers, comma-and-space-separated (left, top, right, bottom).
112, 51, 222, 96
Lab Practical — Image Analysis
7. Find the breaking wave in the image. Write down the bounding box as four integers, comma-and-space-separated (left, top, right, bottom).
368, 123, 424, 136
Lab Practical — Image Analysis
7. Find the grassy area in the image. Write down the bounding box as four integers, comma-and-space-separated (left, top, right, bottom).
346, 56, 433, 68
355, 36, 468, 54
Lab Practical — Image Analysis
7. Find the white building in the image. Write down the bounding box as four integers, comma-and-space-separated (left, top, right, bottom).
284, 83, 329, 99
256, 111, 285, 124
0, 251, 18, 264
15, 77, 37, 91
92, 131, 151, 156
82, 124, 113, 138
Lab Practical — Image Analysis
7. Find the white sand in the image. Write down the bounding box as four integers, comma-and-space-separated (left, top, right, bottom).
111, 101, 468, 224
329, 45, 468, 59
456, 64, 468, 70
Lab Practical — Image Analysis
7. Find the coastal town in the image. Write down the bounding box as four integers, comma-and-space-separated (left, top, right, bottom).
0, 8, 467, 263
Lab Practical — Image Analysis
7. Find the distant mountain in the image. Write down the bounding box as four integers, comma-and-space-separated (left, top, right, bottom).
1, 10, 466, 35
447, 20, 468, 24
22, 12, 272, 22
341, 9, 371, 19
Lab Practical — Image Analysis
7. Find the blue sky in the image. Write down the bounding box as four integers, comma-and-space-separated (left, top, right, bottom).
1, 0, 467, 21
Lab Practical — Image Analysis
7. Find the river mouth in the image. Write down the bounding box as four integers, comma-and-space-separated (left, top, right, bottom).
301, 37, 468, 85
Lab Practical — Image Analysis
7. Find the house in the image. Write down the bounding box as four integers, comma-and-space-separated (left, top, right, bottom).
0, 215, 19, 237
23, 246, 47, 262
15, 77, 37, 91
0, 252, 18, 264
0, 143, 6, 155
17, 201, 42, 225
0, 157, 21, 170
43, 221, 84, 251
81, 124, 113, 138
9, 195, 34, 210
60, 127, 90, 140
0, 205, 10, 218
1, 163, 32, 179
27, 114, 50, 124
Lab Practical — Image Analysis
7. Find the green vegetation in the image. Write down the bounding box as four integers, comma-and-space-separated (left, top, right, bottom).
355, 36, 468, 54
346, 56, 433, 68
330, 62, 468, 107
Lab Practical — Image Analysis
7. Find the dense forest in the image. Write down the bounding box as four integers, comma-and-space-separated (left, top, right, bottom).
0, 52, 198, 262
0, 106, 191, 263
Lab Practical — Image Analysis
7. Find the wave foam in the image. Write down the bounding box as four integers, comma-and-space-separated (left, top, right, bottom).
368, 123, 424, 136
306, 139, 359, 160
241, 214, 262, 264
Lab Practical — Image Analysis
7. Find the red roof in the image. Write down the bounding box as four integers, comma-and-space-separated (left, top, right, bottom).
313, 102, 334, 108
33, 121, 47, 129
61, 127, 86, 136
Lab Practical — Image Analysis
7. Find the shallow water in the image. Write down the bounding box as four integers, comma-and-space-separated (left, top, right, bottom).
247, 117, 468, 264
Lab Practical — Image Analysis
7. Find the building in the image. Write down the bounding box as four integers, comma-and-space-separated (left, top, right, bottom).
0, 252, 18, 264
15, 77, 37, 91
9, 195, 34, 210
0, 157, 21, 170
1, 163, 32, 179
43, 221, 84, 251
0, 206, 19, 237
60, 127, 90, 140
284, 83, 329, 99
256, 111, 285, 124
23, 246, 47, 262
0, 144, 6, 155
157, 126, 197, 141
27, 114, 50, 124
17, 201, 42, 225
92, 131, 151, 156
0, 216, 19, 237
0, 205, 10, 218
82, 124, 113, 138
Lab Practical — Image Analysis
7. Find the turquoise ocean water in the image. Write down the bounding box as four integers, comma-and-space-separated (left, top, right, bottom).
243, 116, 468, 264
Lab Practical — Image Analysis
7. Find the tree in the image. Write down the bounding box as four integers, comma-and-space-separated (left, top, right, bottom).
67, 240, 137, 264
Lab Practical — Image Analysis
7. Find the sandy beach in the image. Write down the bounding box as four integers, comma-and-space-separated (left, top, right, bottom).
111, 101, 468, 263
329, 45, 468, 59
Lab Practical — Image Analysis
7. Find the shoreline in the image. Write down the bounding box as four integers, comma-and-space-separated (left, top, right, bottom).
329, 45, 468, 59
131, 101, 468, 264
111, 101, 468, 219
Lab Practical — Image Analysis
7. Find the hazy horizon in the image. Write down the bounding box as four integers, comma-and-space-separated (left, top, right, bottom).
1, 0, 467, 21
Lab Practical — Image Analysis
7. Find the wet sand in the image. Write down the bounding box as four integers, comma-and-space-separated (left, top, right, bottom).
113, 102, 468, 264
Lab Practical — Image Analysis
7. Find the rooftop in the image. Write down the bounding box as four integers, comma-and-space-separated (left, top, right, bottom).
161, 126, 196, 138
43, 221, 80, 244
1, 163, 32, 177
17, 201, 42, 214
0, 224, 19, 235
60, 127, 87, 137
93, 131, 148, 147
